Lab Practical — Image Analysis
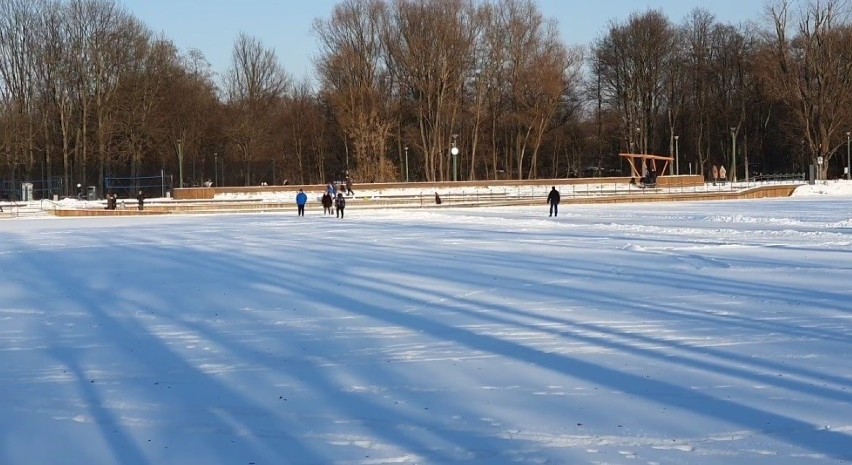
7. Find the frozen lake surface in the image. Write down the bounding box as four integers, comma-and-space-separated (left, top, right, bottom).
1, 189, 851, 464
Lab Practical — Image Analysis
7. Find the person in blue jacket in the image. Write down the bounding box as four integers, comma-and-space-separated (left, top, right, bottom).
295, 189, 308, 217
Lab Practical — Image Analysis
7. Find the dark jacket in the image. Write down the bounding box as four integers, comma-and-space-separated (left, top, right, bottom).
335, 195, 346, 209
547, 188, 560, 204
321, 193, 333, 208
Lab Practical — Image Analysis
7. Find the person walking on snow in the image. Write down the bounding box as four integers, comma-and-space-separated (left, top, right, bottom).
136, 190, 144, 211
345, 176, 355, 196
321, 191, 333, 215
547, 186, 560, 217
296, 189, 308, 217
335, 193, 346, 218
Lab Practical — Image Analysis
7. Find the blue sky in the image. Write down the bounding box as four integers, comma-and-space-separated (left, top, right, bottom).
120, 0, 766, 82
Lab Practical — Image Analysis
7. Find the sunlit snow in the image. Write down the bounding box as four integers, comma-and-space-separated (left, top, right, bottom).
1, 181, 851, 465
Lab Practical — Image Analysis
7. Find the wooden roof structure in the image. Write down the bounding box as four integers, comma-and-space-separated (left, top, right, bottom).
618, 153, 674, 179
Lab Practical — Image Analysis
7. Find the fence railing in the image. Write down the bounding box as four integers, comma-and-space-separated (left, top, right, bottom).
416, 174, 808, 206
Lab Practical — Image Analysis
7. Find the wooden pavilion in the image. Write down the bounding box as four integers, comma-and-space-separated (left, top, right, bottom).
618, 153, 674, 179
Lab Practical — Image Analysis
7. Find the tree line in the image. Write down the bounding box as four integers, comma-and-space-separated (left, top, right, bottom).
1, 0, 851, 198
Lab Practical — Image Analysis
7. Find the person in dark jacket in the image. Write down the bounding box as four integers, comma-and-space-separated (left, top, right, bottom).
295, 189, 308, 217
106, 192, 117, 210
335, 193, 346, 218
321, 191, 333, 215
345, 176, 355, 196
136, 191, 144, 211
546, 186, 560, 217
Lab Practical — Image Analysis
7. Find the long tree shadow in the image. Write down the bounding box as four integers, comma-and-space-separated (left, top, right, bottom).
2, 240, 328, 465
123, 238, 579, 463
149, 225, 852, 460
4, 207, 851, 463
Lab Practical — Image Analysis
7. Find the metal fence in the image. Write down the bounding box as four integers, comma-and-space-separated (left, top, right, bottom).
413, 173, 809, 206
105, 174, 170, 199
0, 177, 64, 201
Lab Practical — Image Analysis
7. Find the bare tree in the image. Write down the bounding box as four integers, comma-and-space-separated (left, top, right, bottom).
314, 0, 395, 182
383, 0, 478, 181
223, 32, 291, 185
88, 1, 141, 188
594, 10, 678, 157
57, 0, 139, 192
680, 8, 717, 176
763, 0, 852, 179
283, 80, 317, 184
223, 33, 290, 104
163, 49, 221, 185
33, 0, 77, 194
708, 23, 758, 180
494, 0, 577, 180
111, 36, 178, 181
0, 0, 39, 185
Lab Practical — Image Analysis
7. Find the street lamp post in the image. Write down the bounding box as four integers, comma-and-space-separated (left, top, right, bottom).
674, 135, 679, 175
404, 145, 409, 182
847, 132, 851, 181
177, 139, 184, 188
451, 134, 459, 182
214, 152, 218, 187
729, 127, 737, 183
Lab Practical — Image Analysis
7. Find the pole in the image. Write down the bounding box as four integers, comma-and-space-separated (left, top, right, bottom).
451, 134, 459, 182
674, 135, 679, 176
177, 139, 184, 188
214, 153, 218, 187
404, 146, 409, 182
730, 128, 737, 183
847, 132, 850, 180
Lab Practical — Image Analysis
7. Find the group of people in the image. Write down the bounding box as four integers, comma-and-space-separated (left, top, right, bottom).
711, 165, 727, 185
295, 188, 347, 218
627, 166, 658, 188
298, 180, 563, 219
104, 191, 145, 211
325, 177, 355, 198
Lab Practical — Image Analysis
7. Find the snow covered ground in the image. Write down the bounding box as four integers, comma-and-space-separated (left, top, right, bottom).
1, 182, 851, 465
